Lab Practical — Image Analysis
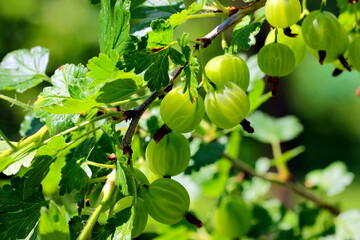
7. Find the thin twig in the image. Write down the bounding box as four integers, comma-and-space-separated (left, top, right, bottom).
223, 153, 341, 215
198, 0, 266, 48
0, 94, 33, 110
121, 66, 184, 155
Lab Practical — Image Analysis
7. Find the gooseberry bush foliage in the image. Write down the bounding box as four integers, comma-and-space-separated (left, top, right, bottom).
0, 0, 359, 239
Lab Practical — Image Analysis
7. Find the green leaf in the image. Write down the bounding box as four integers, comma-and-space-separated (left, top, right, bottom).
35, 64, 99, 114
0, 177, 48, 240
248, 204, 273, 238
0, 141, 16, 152
242, 177, 271, 202
35, 110, 80, 136
272, 146, 305, 166
169, 47, 186, 65
99, 0, 134, 55
246, 111, 304, 143
116, 160, 129, 195
23, 155, 55, 199
336, 0, 360, 12
144, 49, 170, 91
0, 47, 49, 92
39, 201, 70, 240
130, 1, 184, 33
94, 78, 139, 103
296, 203, 321, 229
248, 79, 272, 113
230, 16, 261, 52
334, 209, 360, 240
147, 19, 173, 49
2, 150, 37, 176
87, 51, 143, 87
19, 112, 44, 137
69, 216, 86, 240
59, 138, 95, 195
305, 161, 354, 196
106, 207, 133, 240
124, 20, 174, 91
180, 33, 199, 99
37, 136, 67, 156
185, 142, 225, 173
168, 1, 203, 27
92, 222, 112, 240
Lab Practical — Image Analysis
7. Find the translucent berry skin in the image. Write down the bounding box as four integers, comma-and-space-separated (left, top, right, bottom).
301, 10, 342, 51
113, 196, 148, 238
205, 54, 250, 91
146, 132, 190, 177
160, 87, 205, 133
348, 36, 360, 71
265, 0, 301, 29
205, 82, 250, 129
265, 25, 306, 67
257, 42, 296, 77
308, 25, 349, 63
143, 178, 190, 225
215, 196, 252, 239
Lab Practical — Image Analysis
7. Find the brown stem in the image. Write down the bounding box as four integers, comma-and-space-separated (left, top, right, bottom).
153, 124, 172, 143
121, 66, 185, 156
185, 212, 203, 228
197, 0, 266, 48
222, 153, 341, 215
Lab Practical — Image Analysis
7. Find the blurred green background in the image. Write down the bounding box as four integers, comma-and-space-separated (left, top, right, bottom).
0, 0, 360, 209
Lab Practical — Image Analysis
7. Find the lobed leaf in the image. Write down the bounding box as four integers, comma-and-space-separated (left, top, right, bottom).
35, 64, 99, 114
246, 111, 304, 143
35, 110, 80, 136
168, 1, 204, 27
59, 138, 95, 195
305, 161, 354, 196
99, 0, 134, 55
0, 46, 49, 92
87, 51, 143, 87
230, 16, 261, 52
130, 1, 184, 33
185, 142, 225, 173
38, 202, 71, 240
0, 177, 48, 240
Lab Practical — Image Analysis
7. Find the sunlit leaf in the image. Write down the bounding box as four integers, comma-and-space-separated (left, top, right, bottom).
0, 47, 49, 92
305, 161, 354, 196
39, 201, 70, 240
246, 111, 304, 143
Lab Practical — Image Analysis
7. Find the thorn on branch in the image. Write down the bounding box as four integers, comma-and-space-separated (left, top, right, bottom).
240, 119, 254, 133
153, 124, 172, 143
283, 27, 298, 37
